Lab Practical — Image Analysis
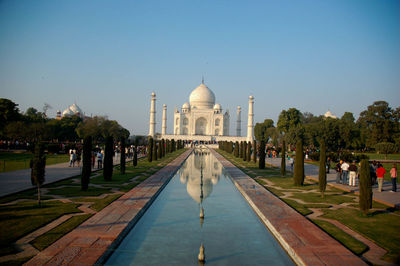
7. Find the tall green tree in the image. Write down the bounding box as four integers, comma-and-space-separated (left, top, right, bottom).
281, 140, 286, 176
246, 141, 251, 161
81, 136, 92, 191
0, 98, 21, 137
358, 101, 399, 148
161, 139, 166, 157
259, 140, 266, 169
103, 136, 113, 181
133, 139, 138, 167
31, 142, 46, 205
318, 140, 327, 197
148, 137, 153, 162
120, 137, 126, 174
294, 139, 304, 186
359, 159, 372, 215
153, 140, 158, 160
243, 141, 247, 161
234, 141, 239, 157
253, 140, 257, 163
240, 141, 244, 158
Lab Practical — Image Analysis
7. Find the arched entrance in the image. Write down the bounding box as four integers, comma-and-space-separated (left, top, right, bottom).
195, 117, 207, 135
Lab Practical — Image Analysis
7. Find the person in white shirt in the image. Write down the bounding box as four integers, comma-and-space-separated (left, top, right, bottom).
341, 161, 350, 185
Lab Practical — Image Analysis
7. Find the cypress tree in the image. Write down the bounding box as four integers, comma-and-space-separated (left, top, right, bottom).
161, 139, 165, 157
153, 141, 158, 160
359, 159, 372, 215
318, 140, 327, 197
148, 137, 153, 162
281, 140, 286, 176
120, 137, 126, 174
234, 141, 239, 157
253, 140, 257, 163
171, 139, 175, 152
294, 139, 304, 186
157, 140, 162, 159
246, 141, 251, 161
259, 140, 266, 169
243, 141, 247, 161
31, 142, 46, 205
103, 136, 113, 181
133, 146, 138, 166
82, 136, 92, 191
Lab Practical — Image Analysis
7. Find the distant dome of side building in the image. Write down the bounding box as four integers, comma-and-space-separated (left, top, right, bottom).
324, 110, 337, 119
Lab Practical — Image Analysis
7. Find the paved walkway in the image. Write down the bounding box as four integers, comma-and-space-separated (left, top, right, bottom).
25, 149, 192, 266
212, 150, 366, 265
0, 155, 133, 198
266, 157, 400, 208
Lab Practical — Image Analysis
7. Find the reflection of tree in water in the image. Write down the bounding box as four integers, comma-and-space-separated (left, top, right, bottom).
179, 150, 223, 203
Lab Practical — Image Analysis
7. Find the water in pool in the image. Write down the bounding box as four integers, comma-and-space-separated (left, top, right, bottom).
106, 149, 293, 265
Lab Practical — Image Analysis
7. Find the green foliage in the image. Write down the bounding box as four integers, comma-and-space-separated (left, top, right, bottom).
157, 140, 162, 158
148, 137, 153, 162
153, 140, 158, 160
246, 141, 251, 161
359, 159, 372, 215
31, 142, 46, 205
120, 137, 126, 174
243, 141, 247, 161
375, 142, 398, 159
234, 141, 239, 157
81, 136, 92, 191
103, 136, 113, 181
171, 139, 175, 152
240, 141, 244, 158
253, 140, 257, 163
0, 98, 21, 137
277, 108, 302, 133
319, 140, 327, 196
294, 139, 304, 186
281, 140, 286, 176
161, 139, 166, 157
254, 119, 275, 142
258, 140, 266, 169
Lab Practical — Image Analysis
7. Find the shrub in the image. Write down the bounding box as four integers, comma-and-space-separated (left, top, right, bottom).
120, 137, 126, 174
47, 143, 61, 154
281, 140, 286, 176
81, 136, 92, 191
253, 140, 257, 163
31, 142, 46, 205
234, 141, 239, 157
247, 141, 251, 161
294, 139, 304, 186
148, 137, 153, 162
103, 136, 113, 181
359, 159, 372, 215
319, 140, 327, 197
259, 141, 266, 169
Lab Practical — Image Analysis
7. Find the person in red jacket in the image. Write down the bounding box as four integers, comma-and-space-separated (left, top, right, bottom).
376, 163, 386, 192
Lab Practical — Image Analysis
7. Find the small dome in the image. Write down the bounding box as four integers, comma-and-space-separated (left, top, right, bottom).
182, 102, 190, 109
62, 108, 74, 117
189, 83, 215, 110
213, 103, 221, 110
324, 110, 337, 119
69, 103, 83, 115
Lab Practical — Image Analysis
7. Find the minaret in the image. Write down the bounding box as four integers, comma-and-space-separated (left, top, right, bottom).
247, 96, 254, 142
162, 104, 167, 135
236, 106, 241, 137
148, 92, 156, 137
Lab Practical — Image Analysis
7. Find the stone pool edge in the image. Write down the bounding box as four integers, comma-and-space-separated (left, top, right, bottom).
25, 149, 193, 266
211, 149, 366, 266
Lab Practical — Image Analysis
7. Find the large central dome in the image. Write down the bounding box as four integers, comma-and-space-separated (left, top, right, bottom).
189, 83, 216, 109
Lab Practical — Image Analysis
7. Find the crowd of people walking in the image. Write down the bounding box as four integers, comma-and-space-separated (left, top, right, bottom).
335, 160, 397, 192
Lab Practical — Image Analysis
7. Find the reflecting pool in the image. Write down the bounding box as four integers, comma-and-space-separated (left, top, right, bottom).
106, 149, 293, 265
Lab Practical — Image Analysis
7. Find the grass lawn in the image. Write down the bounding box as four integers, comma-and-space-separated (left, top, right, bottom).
321, 208, 400, 263
31, 214, 93, 251
72, 194, 122, 212
0, 152, 69, 173
0, 200, 81, 256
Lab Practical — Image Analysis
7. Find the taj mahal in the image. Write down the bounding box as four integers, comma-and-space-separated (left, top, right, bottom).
148, 80, 254, 143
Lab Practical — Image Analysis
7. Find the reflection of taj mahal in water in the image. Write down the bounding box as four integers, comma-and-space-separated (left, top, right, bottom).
178, 149, 223, 203
148, 80, 254, 143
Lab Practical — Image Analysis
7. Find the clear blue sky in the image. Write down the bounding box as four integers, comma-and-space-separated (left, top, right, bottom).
1, 0, 399, 135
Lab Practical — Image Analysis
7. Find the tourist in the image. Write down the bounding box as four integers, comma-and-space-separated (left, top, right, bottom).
390, 164, 397, 192
290, 156, 294, 171
76, 151, 81, 167
97, 151, 103, 169
348, 161, 357, 187
376, 163, 386, 192
69, 151, 76, 167
335, 160, 342, 184
341, 160, 350, 185
371, 161, 378, 185
326, 157, 331, 173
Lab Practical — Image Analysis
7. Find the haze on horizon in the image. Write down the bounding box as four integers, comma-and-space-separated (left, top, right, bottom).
1, 0, 399, 136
